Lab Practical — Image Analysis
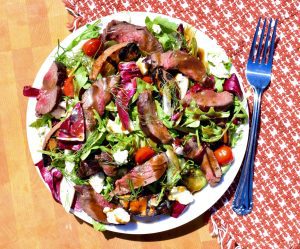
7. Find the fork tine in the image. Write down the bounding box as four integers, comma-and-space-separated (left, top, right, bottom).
262, 18, 272, 64
268, 19, 278, 66
255, 18, 267, 63
249, 17, 261, 62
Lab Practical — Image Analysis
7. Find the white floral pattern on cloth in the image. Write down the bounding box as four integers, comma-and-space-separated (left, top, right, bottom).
62, 0, 300, 248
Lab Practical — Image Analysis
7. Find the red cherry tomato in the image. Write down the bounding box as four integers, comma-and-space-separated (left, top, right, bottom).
142, 76, 153, 84
82, 38, 102, 57
214, 145, 234, 166
135, 147, 156, 165
63, 76, 74, 97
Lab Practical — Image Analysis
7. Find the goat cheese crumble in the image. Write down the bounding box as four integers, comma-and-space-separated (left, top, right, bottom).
113, 150, 129, 165
103, 207, 130, 224
168, 186, 194, 205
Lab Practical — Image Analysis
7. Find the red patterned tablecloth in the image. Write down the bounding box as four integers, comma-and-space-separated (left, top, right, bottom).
63, 0, 300, 248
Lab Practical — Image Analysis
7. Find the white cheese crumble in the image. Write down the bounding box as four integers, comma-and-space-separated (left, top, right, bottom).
168, 186, 194, 205
113, 150, 129, 165
136, 57, 148, 75
103, 207, 130, 224
152, 24, 162, 34
172, 143, 184, 156
60, 150, 76, 212
107, 119, 129, 134
207, 51, 231, 78
175, 74, 189, 100
89, 172, 105, 193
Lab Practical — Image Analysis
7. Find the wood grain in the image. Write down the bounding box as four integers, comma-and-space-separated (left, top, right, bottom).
0, 0, 219, 248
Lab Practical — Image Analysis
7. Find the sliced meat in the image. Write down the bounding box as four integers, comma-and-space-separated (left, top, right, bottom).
151, 67, 175, 92
200, 153, 218, 186
119, 43, 141, 62
35, 61, 67, 115
200, 148, 222, 187
137, 90, 173, 144
148, 50, 206, 82
90, 42, 129, 81
42, 61, 67, 90
114, 153, 168, 195
35, 86, 61, 115
206, 148, 222, 178
95, 152, 117, 177
182, 89, 234, 111
77, 159, 101, 179
183, 137, 206, 164
83, 108, 96, 132
102, 20, 163, 54
82, 76, 120, 116
74, 185, 115, 223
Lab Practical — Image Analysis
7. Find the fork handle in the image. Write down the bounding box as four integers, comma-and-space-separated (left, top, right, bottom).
232, 87, 262, 215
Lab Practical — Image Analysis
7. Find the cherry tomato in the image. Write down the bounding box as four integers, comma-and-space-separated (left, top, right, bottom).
82, 38, 102, 57
214, 145, 234, 166
135, 147, 156, 165
142, 76, 153, 84
63, 76, 74, 97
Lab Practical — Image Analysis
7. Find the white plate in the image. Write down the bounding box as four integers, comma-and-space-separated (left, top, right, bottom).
26, 11, 249, 234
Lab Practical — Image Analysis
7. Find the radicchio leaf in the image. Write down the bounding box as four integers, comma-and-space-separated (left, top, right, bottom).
116, 62, 141, 130
223, 73, 243, 100
23, 86, 40, 97
171, 201, 187, 218
58, 103, 85, 142
35, 160, 63, 203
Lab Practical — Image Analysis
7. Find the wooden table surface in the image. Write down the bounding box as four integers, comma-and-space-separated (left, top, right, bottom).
0, 1, 219, 248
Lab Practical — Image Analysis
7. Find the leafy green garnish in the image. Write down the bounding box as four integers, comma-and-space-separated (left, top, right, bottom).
56, 20, 101, 61
131, 78, 158, 103
30, 114, 52, 128
92, 221, 106, 232
214, 77, 225, 92
102, 177, 114, 201
145, 16, 182, 51
155, 100, 173, 129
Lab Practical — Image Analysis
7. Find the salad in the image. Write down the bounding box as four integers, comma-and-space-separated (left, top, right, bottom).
24, 15, 247, 229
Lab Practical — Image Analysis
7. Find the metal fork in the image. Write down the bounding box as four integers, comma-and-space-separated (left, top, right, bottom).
232, 18, 278, 215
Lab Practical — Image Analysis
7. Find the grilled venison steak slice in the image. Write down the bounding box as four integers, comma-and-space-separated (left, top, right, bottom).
35, 61, 67, 115
148, 50, 206, 82
182, 89, 234, 111
77, 159, 101, 179
102, 20, 163, 54
114, 153, 168, 195
183, 137, 206, 164
137, 90, 173, 144
96, 152, 118, 177
74, 185, 116, 223
200, 148, 222, 186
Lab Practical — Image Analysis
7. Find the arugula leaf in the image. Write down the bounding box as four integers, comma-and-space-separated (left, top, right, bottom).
131, 78, 158, 103
102, 177, 114, 201
56, 20, 101, 60
73, 66, 90, 98
214, 77, 225, 92
92, 221, 106, 232
155, 100, 173, 128
30, 114, 52, 128
145, 16, 181, 51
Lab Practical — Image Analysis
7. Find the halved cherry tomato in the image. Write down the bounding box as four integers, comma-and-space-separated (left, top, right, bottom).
135, 147, 156, 165
142, 76, 153, 84
82, 38, 102, 57
63, 76, 74, 97
214, 145, 234, 166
